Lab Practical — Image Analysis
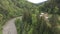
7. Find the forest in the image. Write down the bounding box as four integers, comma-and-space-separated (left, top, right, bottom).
0, 0, 60, 34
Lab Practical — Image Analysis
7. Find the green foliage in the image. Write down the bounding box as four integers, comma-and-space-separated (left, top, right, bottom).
15, 18, 22, 34
1, 0, 60, 34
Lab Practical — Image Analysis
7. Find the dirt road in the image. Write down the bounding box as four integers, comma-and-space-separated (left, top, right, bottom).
2, 18, 18, 34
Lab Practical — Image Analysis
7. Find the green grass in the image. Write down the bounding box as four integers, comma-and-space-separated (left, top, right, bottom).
0, 25, 2, 34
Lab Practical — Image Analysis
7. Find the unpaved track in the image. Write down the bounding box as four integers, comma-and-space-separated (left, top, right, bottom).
2, 17, 22, 34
